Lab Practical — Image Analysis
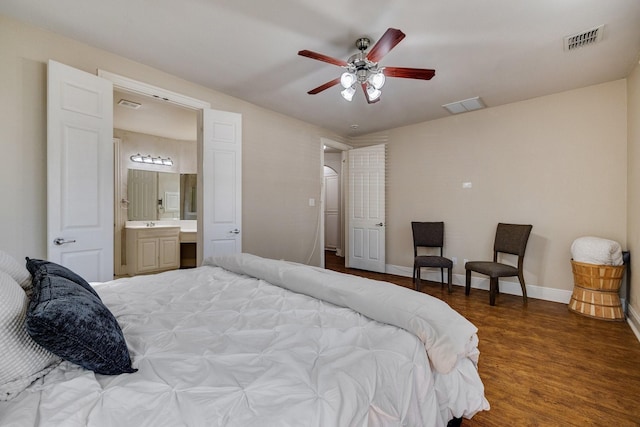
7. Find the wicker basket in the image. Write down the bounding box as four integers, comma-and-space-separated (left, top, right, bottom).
568, 260, 624, 321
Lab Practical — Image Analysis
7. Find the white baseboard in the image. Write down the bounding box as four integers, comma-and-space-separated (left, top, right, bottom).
628, 304, 640, 342
386, 264, 571, 304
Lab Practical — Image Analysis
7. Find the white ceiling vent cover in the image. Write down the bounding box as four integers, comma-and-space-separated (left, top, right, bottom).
117, 99, 142, 109
564, 25, 604, 51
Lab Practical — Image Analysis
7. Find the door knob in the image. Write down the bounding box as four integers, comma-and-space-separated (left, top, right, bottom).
375, 223, 385, 227
230, 229, 240, 234
53, 238, 77, 246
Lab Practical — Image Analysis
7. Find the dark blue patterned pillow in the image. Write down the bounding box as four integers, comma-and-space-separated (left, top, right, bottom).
25, 265, 136, 375
25, 258, 101, 300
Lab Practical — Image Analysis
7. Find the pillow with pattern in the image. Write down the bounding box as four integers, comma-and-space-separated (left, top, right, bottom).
25, 263, 136, 376
0, 249, 31, 292
0, 271, 60, 400
25, 258, 101, 300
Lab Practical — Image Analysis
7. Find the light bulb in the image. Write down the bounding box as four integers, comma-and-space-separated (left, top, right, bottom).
366, 86, 381, 101
340, 72, 356, 89
341, 86, 356, 101
369, 71, 385, 90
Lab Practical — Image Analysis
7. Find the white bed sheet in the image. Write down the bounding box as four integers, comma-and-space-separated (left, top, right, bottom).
0, 254, 489, 426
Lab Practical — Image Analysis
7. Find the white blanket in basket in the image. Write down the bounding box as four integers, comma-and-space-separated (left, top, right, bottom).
571, 236, 623, 266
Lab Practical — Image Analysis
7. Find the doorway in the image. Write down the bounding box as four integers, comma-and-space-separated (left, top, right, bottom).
323, 165, 339, 252
113, 91, 198, 275
49, 64, 241, 279
99, 70, 211, 276
320, 138, 351, 268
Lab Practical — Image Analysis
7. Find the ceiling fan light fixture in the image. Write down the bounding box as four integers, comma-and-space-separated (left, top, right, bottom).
340, 72, 356, 88
298, 28, 435, 104
366, 85, 382, 101
369, 72, 385, 90
341, 86, 356, 101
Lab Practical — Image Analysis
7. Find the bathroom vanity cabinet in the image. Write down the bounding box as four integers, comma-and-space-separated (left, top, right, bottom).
126, 226, 180, 275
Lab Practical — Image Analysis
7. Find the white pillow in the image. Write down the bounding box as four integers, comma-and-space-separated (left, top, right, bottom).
0, 249, 31, 291
0, 271, 60, 400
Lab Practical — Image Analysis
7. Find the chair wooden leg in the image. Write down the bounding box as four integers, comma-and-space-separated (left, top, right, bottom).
465, 270, 471, 295
447, 268, 453, 293
415, 267, 421, 291
519, 273, 528, 303
440, 268, 445, 288
489, 277, 497, 306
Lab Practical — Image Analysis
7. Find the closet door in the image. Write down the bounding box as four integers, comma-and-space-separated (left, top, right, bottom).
347, 144, 386, 273
197, 109, 242, 264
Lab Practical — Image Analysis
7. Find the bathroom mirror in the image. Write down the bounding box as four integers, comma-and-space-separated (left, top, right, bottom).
127, 169, 197, 220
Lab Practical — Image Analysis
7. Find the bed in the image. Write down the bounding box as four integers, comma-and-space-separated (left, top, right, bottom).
1, 252, 489, 426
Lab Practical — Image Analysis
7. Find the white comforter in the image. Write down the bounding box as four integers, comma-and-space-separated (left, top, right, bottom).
0, 254, 489, 427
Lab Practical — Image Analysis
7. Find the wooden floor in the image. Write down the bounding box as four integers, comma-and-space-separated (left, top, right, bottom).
324, 251, 640, 426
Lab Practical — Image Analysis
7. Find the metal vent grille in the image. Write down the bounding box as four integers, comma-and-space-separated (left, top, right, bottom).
564, 25, 604, 51
117, 99, 142, 109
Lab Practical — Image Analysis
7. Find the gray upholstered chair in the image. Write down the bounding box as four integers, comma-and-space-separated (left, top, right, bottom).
411, 221, 453, 293
465, 223, 532, 306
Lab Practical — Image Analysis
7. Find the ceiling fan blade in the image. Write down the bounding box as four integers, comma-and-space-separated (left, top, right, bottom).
366, 28, 406, 63
384, 67, 436, 80
308, 77, 341, 95
361, 83, 381, 104
298, 50, 348, 67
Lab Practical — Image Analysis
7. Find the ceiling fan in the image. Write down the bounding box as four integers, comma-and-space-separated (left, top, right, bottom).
298, 28, 435, 104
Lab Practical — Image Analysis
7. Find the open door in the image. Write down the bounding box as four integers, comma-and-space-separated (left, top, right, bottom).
47, 60, 114, 282
347, 144, 386, 272
197, 109, 242, 265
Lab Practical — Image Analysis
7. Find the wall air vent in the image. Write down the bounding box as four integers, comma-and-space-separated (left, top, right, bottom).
564, 25, 604, 51
117, 99, 142, 109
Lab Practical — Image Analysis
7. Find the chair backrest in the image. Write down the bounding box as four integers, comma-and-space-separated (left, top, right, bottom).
411, 222, 445, 256
493, 223, 533, 259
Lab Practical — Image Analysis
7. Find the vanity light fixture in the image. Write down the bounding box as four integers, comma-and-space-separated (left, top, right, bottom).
130, 153, 173, 166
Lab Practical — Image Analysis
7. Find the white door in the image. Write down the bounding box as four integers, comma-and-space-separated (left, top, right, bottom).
127, 169, 157, 220
347, 144, 386, 272
197, 109, 242, 265
47, 60, 114, 281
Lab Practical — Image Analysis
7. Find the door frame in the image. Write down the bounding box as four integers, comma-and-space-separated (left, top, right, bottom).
113, 137, 124, 275
98, 70, 211, 275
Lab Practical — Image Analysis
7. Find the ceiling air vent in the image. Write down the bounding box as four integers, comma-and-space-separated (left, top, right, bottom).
117, 99, 142, 109
564, 25, 604, 51
442, 96, 485, 115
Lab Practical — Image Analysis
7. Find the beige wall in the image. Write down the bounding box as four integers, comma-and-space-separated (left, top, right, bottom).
367, 80, 628, 298
627, 60, 640, 321
0, 14, 342, 266
0, 13, 635, 306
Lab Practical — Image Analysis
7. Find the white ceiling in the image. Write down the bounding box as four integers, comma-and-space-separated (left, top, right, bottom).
114, 90, 197, 141
2, 0, 640, 137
